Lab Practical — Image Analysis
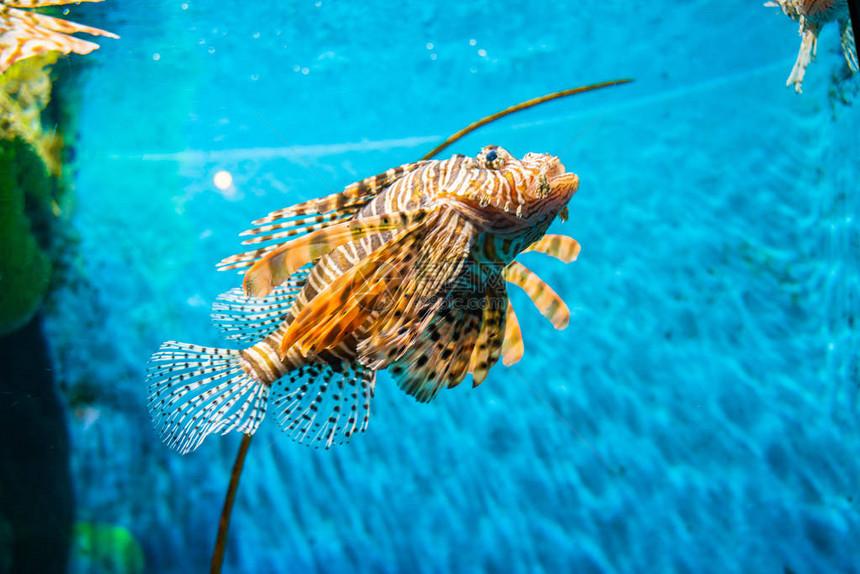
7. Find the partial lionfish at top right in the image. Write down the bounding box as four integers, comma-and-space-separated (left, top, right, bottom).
766, 0, 859, 92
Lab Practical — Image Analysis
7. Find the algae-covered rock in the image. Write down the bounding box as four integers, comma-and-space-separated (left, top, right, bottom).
71, 522, 145, 574
0, 137, 54, 336
0, 52, 63, 174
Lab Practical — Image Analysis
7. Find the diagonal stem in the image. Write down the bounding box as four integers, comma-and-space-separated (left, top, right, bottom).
211, 434, 253, 574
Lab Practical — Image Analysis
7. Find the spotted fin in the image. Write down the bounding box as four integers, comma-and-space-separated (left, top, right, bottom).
211, 270, 309, 344
504, 261, 570, 330
389, 305, 482, 402
271, 361, 375, 448
522, 234, 581, 263
468, 283, 508, 387
146, 342, 269, 455
0, 1, 118, 74
501, 299, 524, 367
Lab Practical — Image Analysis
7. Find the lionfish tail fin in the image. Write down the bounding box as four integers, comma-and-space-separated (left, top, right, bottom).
146, 342, 268, 454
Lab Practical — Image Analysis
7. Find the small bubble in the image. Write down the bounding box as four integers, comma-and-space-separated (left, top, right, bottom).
198, 39, 206, 45
293, 64, 300, 72
430, 53, 437, 61
477, 48, 487, 57
426, 42, 434, 50
251, 74, 259, 81
469, 38, 477, 46
181, 3, 188, 10
208, 47, 216, 54
152, 53, 161, 61
470, 67, 477, 73
252, 32, 260, 39
301, 67, 310, 75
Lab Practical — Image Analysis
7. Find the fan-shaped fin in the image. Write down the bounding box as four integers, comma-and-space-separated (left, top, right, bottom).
211, 271, 309, 344
272, 361, 375, 448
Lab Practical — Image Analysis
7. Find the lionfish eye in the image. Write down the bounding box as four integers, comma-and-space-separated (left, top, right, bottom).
482, 148, 505, 169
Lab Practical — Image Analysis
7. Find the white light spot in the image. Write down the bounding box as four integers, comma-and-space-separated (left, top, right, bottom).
252, 32, 261, 39
426, 42, 434, 50
208, 47, 216, 54
828, 342, 835, 351
181, 3, 188, 10
469, 38, 477, 46
301, 67, 310, 75
214, 170, 233, 190
152, 53, 161, 61
477, 48, 487, 57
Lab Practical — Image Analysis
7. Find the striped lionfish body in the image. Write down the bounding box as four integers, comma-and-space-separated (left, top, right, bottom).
147, 146, 581, 453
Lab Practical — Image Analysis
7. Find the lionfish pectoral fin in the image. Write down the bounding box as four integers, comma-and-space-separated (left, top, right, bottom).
221, 210, 428, 298
272, 361, 375, 448
521, 234, 581, 263
504, 261, 570, 330
146, 342, 268, 455
355, 209, 475, 370
279, 221, 428, 356
389, 307, 481, 401
501, 299, 524, 367
468, 286, 508, 387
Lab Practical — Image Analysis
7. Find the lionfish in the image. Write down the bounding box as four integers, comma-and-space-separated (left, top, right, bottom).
147, 146, 581, 454
0, 0, 117, 74
767, 0, 858, 92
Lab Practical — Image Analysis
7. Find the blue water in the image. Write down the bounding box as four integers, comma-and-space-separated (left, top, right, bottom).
40, 1, 859, 572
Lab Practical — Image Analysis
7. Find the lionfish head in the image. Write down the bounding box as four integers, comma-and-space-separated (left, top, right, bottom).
452, 146, 579, 235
